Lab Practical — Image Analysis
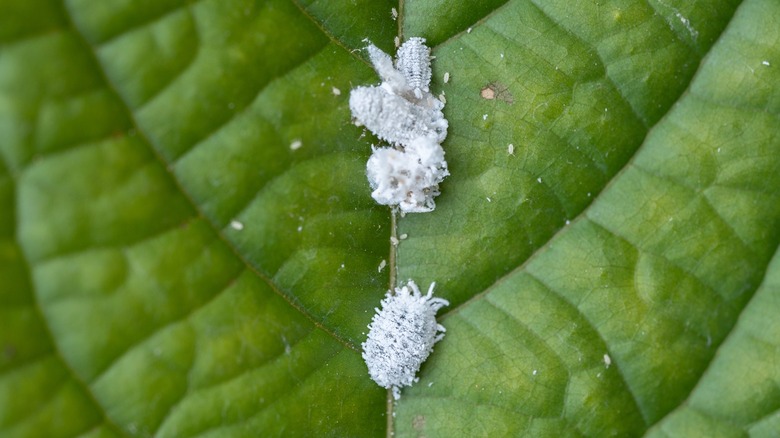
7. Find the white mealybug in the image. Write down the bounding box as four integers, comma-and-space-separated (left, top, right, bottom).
366, 137, 449, 212
395, 37, 432, 93
362, 280, 449, 400
349, 38, 449, 213
350, 87, 447, 146
366, 138, 448, 213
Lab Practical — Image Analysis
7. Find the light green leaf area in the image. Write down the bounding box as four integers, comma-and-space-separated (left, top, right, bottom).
1, 0, 778, 437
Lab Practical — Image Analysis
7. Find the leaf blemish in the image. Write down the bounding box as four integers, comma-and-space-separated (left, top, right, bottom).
481, 82, 513, 103
413, 415, 426, 430
481, 87, 495, 100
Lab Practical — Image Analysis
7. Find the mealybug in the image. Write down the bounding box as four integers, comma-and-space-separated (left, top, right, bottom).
362, 280, 449, 399
350, 38, 449, 213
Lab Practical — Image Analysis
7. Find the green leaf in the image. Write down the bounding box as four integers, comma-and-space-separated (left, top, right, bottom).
1, 0, 778, 437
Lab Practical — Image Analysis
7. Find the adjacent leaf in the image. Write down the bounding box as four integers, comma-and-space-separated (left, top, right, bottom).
0, 0, 778, 437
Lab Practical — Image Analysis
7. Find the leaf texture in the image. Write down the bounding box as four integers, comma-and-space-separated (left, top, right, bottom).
0, 0, 778, 437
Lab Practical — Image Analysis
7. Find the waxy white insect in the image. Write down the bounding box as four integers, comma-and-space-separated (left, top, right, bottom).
349, 38, 450, 213
395, 38, 432, 93
349, 87, 447, 146
362, 280, 449, 399
365, 139, 449, 213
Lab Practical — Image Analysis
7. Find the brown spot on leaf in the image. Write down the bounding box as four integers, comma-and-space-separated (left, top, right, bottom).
412, 414, 426, 430
480, 87, 496, 100
480, 82, 513, 104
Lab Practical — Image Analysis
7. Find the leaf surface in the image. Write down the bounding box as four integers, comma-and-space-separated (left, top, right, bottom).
0, 0, 778, 437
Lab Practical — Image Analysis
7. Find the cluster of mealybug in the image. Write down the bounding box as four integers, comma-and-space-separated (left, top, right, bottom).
361, 280, 449, 400
349, 38, 449, 213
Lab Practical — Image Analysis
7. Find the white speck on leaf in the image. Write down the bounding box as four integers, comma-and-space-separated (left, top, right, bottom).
290, 139, 302, 150
391, 7, 398, 20
394, 36, 400, 48
467, 27, 472, 33
378, 259, 387, 272
331, 87, 341, 96
443, 72, 450, 83
362, 280, 449, 399
483, 114, 488, 120
390, 236, 400, 246
399, 233, 408, 240
604, 353, 612, 368
533, 369, 537, 376
508, 144, 514, 155
675, 12, 699, 41
537, 177, 542, 183
762, 60, 770, 66
229, 220, 244, 231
